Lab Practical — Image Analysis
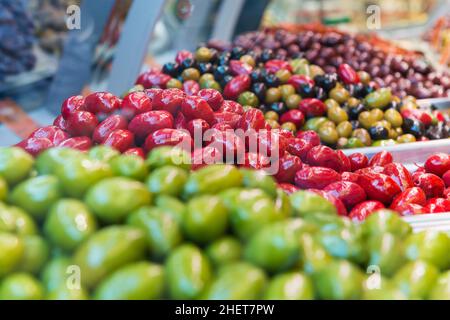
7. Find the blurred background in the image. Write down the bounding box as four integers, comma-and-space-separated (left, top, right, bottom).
0, 0, 449, 145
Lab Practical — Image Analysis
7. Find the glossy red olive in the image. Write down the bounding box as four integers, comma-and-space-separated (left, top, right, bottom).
294, 166, 341, 190
144, 88, 163, 100
424, 153, 450, 177
29, 126, 69, 146
348, 200, 385, 221
121, 91, 152, 120
211, 123, 233, 132
61, 95, 85, 120
443, 170, 450, 187
241, 152, 271, 170
274, 152, 302, 183
123, 147, 145, 158
93, 115, 128, 144
413, 173, 445, 198
174, 112, 188, 130
383, 163, 414, 191
337, 64, 360, 84
278, 183, 299, 195
336, 150, 351, 172
348, 152, 369, 171
423, 198, 450, 213
394, 203, 424, 216
323, 181, 366, 210
287, 138, 312, 161
229, 60, 253, 76
136, 71, 171, 89
223, 74, 251, 100
191, 146, 222, 170
182, 80, 200, 96
298, 98, 326, 118
312, 189, 348, 216
16, 137, 53, 156
236, 108, 266, 132
390, 187, 427, 209
152, 88, 185, 115
296, 130, 320, 147
66, 111, 98, 137
128, 111, 174, 141
369, 151, 393, 167
207, 130, 245, 161
84, 92, 121, 115
306, 145, 345, 173
341, 171, 360, 183
186, 119, 210, 138
175, 50, 194, 64
279, 110, 305, 128
357, 172, 401, 205
59, 136, 92, 151
53, 115, 68, 131
144, 128, 193, 152
198, 89, 224, 111
181, 96, 215, 125
287, 75, 314, 91
102, 129, 135, 153
264, 59, 293, 73
212, 112, 241, 129
217, 100, 244, 114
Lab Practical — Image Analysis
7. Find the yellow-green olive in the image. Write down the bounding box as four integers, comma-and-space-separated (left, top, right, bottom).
397, 134, 416, 144
265, 111, 279, 121
181, 68, 200, 81
280, 85, 296, 101
324, 99, 340, 110
327, 107, 349, 124
336, 121, 353, 138
266, 119, 280, 129
286, 94, 302, 109
329, 87, 350, 104
275, 70, 292, 84
240, 55, 255, 67
318, 125, 339, 145
370, 109, 384, 121
195, 47, 213, 62
358, 111, 375, 129
265, 88, 282, 104
352, 128, 372, 146
384, 109, 403, 128
166, 78, 182, 89
281, 122, 297, 132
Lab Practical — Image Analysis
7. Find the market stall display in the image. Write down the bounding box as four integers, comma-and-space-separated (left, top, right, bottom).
0, 145, 449, 300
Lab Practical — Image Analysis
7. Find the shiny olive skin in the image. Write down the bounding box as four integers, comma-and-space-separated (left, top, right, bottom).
404, 231, 450, 270
290, 190, 337, 217
0, 273, 44, 300
367, 233, 406, 276
206, 236, 242, 267
393, 261, 439, 299
146, 166, 188, 197
264, 272, 314, 300
145, 146, 191, 171
429, 271, 450, 300
110, 155, 148, 181
0, 205, 37, 236
0, 147, 34, 185
17, 235, 49, 274
240, 168, 277, 197
201, 262, 267, 300
165, 244, 212, 299
44, 199, 97, 251
94, 262, 164, 300
0, 232, 25, 277
35, 148, 85, 175
88, 146, 120, 162
40, 257, 73, 292
73, 226, 147, 288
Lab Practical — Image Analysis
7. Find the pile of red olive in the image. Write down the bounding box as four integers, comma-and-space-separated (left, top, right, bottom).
140, 44, 449, 148
14, 88, 450, 218
233, 28, 450, 99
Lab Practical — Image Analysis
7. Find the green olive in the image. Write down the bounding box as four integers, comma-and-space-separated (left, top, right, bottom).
166, 78, 182, 89
347, 97, 360, 108
240, 55, 255, 67
264, 111, 279, 121
352, 128, 372, 146
384, 109, 403, 128
395, 127, 403, 136
336, 121, 353, 138
337, 137, 348, 149
195, 47, 213, 62
266, 119, 280, 129
324, 99, 340, 110
303, 117, 328, 132
275, 70, 292, 84
318, 125, 339, 145
238, 91, 259, 107
365, 88, 392, 109
370, 109, 384, 122
201, 80, 222, 91
397, 134, 416, 144
358, 71, 371, 84
199, 73, 214, 85
265, 88, 282, 103
281, 122, 297, 132
280, 85, 296, 101
329, 87, 350, 104
181, 68, 200, 81
345, 137, 365, 148
309, 65, 324, 78
388, 129, 398, 140
372, 139, 398, 147
373, 120, 391, 130
358, 111, 375, 129
327, 107, 349, 124
286, 94, 301, 109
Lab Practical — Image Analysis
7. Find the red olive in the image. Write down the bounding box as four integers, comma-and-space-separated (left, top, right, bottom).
53, 115, 68, 131
278, 183, 299, 195
424, 153, 450, 177
16, 137, 53, 157
369, 151, 393, 167
341, 171, 360, 183
59, 136, 92, 151
298, 98, 326, 118
323, 181, 366, 210
443, 170, 450, 187
212, 112, 241, 129
337, 63, 360, 84
294, 166, 341, 190
229, 60, 253, 76
236, 108, 266, 131
181, 96, 215, 125
136, 71, 171, 89
128, 111, 174, 141
66, 111, 98, 137
198, 89, 224, 111
123, 147, 146, 158
254, 131, 288, 158
174, 112, 188, 130
175, 50, 194, 64
186, 119, 210, 139
357, 172, 401, 205
287, 138, 312, 161
29, 126, 69, 146
279, 110, 305, 128
390, 186, 427, 208
336, 150, 351, 172
413, 173, 445, 198
183, 80, 201, 96
306, 145, 345, 173
394, 203, 424, 216
241, 152, 271, 170
287, 74, 314, 91
348, 200, 385, 221
312, 189, 348, 216
423, 198, 450, 213
275, 152, 303, 183
144, 128, 193, 152
217, 100, 244, 114
191, 146, 222, 170
206, 130, 245, 161
61, 95, 85, 120
84, 92, 121, 115
383, 163, 414, 191
211, 123, 233, 131
121, 91, 152, 120
296, 130, 320, 147
223, 74, 251, 100
93, 115, 128, 144
264, 59, 293, 73
348, 152, 369, 171
102, 129, 135, 153
144, 88, 163, 100
152, 88, 185, 115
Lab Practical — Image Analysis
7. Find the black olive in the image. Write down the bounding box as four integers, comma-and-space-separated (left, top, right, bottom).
231, 46, 245, 59
179, 58, 194, 71
162, 62, 179, 77
350, 120, 360, 130
198, 62, 212, 74
259, 104, 270, 113
208, 48, 218, 63
352, 83, 368, 99
250, 69, 263, 82
252, 82, 267, 101
298, 83, 315, 97
260, 49, 274, 63
217, 52, 231, 66
348, 103, 366, 120
213, 65, 229, 80
265, 74, 280, 87
385, 101, 400, 111
426, 123, 450, 140
402, 118, 425, 138
369, 126, 389, 140
313, 74, 336, 92
314, 87, 327, 100
219, 75, 233, 87
269, 102, 287, 114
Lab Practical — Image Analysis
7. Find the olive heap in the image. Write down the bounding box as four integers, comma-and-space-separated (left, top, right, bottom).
146, 46, 449, 148
13, 88, 450, 218
0, 146, 449, 300
233, 28, 450, 99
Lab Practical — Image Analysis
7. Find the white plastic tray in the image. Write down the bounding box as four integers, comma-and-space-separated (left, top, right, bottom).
403, 213, 450, 234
